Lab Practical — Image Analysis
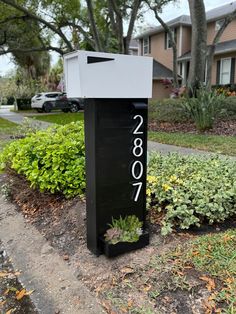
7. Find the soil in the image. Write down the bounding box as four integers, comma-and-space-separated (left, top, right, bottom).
149, 119, 236, 136
0, 242, 37, 314
0, 172, 231, 314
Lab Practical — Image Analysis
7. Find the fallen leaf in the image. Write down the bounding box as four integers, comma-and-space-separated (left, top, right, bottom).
199, 276, 216, 291
143, 284, 152, 292
120, 267, 134, 275
127, 299, 133, 308
0, 300, 6, 307
4, 289, 10, 295
0, 271, 9, 278
25, 290, 34, 296
16, 289, 26, 300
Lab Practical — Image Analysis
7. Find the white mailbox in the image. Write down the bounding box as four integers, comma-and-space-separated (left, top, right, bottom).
64, 50, 153, 99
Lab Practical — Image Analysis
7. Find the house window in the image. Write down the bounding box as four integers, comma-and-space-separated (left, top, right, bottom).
143, 37, 150, 55
165, 29, 177, 49
215, 19, 224, 31
166, 32, 172, 49
220, 58, 231, 84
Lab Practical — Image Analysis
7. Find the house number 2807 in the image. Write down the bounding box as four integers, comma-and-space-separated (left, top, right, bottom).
132, 115, 144, 202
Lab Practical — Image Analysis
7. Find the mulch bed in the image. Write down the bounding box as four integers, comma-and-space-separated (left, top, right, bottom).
149, 119, 236, 136
0, 171, 232, 314
0, 242, 37, 314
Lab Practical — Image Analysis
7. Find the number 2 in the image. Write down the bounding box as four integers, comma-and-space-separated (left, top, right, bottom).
133, 115, 143, 134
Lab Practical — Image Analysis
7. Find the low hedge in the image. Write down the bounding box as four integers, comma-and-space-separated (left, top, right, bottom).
0, 122, 85, 198
148, 98, 191, 123
147, 153, 236, 235
16, 98, 32, 110
149, 96, 236, 123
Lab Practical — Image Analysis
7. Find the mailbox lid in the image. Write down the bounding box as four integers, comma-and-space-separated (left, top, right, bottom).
64, 50, 153, 98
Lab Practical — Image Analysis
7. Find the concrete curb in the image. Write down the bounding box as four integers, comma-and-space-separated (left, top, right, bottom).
0, 195, 104, 314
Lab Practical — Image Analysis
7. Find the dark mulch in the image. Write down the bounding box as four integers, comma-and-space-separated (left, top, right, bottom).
0, 243, 37, 314
149, 120, 236, 136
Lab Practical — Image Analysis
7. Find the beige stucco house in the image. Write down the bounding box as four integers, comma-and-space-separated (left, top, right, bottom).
136, 2, 236, 99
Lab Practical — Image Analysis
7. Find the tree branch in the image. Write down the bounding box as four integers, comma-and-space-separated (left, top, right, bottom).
0, 14, 29, 25
59, 21, 95, 48
0, 0, 73, 51
0, 31, 7, 46
0, 45, 64, 56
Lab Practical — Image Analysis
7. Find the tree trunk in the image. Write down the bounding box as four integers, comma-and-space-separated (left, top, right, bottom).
206, 45, 215, 90
172, 44, 178, 88
85, 0, 103, 51
124, 0, 142, 54
188, 0, 207, 94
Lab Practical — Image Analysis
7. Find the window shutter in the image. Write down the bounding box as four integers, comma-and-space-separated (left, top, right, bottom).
164, 32, 167, 49
216, 60, 221, 85
149, 36, 151, 53
230, 58, 235, 84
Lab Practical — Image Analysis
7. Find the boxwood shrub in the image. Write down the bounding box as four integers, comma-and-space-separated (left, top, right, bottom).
147, 153, 236, 235
0, 121, 85, 198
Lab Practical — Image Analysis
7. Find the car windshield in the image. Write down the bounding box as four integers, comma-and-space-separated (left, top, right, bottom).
45, 93, 59, 98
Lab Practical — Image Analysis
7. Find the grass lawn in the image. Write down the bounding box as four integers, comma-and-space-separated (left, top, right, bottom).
30, 112, 84, 125
99, 226, 236, 313
0, 117, 17, 130
0, 117, 18, 151
180, 229, 236, 312
148, 131, 236, 156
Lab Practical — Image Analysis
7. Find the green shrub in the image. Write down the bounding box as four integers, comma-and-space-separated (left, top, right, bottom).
147, 153, 236, 235
148, 99, 190, 123
219, 96, 236, 120
182, 88, 225, 131
0, 122, 85, 198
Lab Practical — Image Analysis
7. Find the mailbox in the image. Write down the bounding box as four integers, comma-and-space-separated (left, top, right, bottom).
64, 50, 153, 257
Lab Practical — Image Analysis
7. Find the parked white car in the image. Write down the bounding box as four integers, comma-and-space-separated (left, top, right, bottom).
31, 92, 84, 113
31, 92, 61, 112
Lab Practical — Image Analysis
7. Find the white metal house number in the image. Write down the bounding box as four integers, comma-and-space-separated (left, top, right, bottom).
132, 115, 144, 202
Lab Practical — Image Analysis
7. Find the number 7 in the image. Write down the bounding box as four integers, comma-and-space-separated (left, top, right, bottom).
132, 182, 142, 202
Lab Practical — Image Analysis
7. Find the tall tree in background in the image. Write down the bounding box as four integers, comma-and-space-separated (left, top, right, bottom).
0, 0, 144, 56
188, 0, 207, 93
145, 0, 178, 87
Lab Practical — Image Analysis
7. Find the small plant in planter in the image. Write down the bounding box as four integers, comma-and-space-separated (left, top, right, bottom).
101, 215, 149, 257
104, 215, 143, 244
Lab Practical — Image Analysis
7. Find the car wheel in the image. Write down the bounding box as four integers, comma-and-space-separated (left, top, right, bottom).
62, 108, 69, 113
70, 103, 79, 113
43, 102, 51, 113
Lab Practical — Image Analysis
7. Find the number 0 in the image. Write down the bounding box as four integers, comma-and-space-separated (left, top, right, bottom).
131, 161, 143, 180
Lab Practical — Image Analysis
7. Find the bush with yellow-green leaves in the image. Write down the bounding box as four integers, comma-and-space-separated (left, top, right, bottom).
0, 122, 85, 198
147, 153, 236, 235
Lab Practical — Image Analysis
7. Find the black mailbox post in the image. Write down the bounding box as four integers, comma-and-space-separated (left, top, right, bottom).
64, 51, 153, 257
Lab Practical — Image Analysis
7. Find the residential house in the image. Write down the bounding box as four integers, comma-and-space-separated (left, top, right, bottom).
136, 2, 236, 99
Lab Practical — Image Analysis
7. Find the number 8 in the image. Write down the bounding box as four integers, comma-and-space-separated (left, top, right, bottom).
132, 138, 143, 157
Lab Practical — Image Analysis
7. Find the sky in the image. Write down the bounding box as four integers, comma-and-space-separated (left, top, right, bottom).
0, 0, 234, 76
